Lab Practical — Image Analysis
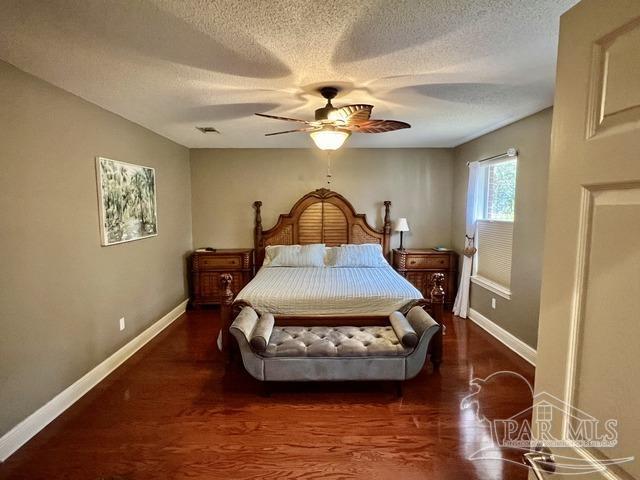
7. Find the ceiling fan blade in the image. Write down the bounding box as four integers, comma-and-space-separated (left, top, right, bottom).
333, 104, 373, 124
264, 126, 320, 136
348, 119, 411, 133
255, 113, 311, 124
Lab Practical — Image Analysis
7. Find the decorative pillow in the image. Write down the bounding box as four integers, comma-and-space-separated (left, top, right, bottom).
324, 246, 337, 266
389, 311, 419, 348
250, 313, 275, 352
329, 243, 387, 267
264, 244, 325, 267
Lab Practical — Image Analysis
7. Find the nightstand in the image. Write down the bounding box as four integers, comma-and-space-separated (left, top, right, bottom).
189, 249, 253, 308
393, 249, 458, 308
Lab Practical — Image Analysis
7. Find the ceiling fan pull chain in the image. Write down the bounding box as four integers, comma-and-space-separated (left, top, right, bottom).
326, 151, 332, 189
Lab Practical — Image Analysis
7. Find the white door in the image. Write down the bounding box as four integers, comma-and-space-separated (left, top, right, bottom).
532, 0, 640, 479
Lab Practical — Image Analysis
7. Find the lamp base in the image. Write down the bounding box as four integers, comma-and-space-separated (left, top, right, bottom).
398, 231, 405, 251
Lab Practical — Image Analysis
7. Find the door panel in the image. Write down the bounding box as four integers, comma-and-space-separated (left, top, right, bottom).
587, 17, 640, 137
573, 187, 640, 479
534, 1, 640, 478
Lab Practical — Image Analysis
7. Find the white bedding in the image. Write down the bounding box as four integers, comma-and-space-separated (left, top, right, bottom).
235, 265, 423, 316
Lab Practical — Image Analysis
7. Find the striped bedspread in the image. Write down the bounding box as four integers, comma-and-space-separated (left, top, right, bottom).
235, 266, 423, 316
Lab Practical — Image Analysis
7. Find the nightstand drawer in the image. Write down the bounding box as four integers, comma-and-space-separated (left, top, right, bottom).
198, 255, 242, 269
406, 255, 449, 269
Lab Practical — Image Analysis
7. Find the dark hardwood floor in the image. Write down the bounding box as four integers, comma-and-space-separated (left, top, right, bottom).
0, 309, 535, 480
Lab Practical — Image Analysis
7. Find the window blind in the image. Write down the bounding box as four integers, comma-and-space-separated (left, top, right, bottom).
475, 220, 513, 288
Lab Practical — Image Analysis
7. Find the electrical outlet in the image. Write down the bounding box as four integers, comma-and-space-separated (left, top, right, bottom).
491, 298, 496, 309
119, 317, 125, 331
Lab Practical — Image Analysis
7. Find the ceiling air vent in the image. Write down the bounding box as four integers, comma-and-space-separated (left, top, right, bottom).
196, 126, 220, 134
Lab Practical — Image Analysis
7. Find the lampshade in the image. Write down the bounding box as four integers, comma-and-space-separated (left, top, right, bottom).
395, 217, 410, 232
310, 127, 351, 150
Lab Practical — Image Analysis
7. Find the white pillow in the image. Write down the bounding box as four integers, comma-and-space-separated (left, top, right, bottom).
264, 244, 325, 267
330, 243, 387, 267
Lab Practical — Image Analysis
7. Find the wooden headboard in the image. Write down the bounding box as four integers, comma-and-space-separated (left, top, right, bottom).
253, 188, 391, 267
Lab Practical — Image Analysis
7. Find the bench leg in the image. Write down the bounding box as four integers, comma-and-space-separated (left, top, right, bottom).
261, 382, 271, 398
429, 329, 443, 370
395, 381, 403, 398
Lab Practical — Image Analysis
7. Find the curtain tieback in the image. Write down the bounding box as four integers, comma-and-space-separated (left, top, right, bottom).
463, 235, 477, 258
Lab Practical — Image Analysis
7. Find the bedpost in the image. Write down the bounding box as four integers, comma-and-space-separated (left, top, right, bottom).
383, 200, 392, 258
220, 273, 234, 364
254, 201, 263, 263
429, 273, 445, 369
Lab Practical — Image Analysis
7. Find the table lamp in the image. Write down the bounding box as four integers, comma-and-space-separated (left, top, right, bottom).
395, 218, 410, 251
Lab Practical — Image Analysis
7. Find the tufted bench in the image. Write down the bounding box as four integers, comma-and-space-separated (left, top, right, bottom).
229, 306, 440, 382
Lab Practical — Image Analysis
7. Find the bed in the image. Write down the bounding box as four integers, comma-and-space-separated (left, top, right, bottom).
219, 188, 445, 367
235, 265, 423, 316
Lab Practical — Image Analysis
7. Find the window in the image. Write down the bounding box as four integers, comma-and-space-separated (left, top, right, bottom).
471, 158, 517, 299
483, 160, 517, 221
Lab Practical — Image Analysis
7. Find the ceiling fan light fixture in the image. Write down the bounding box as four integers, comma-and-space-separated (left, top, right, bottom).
310, 127, 351, 150
256, 85, 410, 144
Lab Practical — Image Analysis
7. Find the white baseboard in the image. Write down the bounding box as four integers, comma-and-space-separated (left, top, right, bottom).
0, 299, 189, 462
468, 308, 537, 366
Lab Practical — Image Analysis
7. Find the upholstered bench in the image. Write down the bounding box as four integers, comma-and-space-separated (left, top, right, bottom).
229, 306, 440, 382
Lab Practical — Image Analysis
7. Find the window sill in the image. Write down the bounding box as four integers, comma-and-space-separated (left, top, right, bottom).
470, 276, 512, 300
477, 219, 514, 224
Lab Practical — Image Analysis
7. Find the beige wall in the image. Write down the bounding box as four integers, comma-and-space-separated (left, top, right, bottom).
190, 148, 454, 251
0, 61, 192, 436
452, 108, 553, 348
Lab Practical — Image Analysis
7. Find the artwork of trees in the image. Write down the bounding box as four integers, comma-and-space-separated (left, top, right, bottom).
97, 157, 157, 245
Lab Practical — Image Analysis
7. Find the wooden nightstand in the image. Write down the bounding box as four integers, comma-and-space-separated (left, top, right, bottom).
189, 249, 253, 308
393, 249, 458, 308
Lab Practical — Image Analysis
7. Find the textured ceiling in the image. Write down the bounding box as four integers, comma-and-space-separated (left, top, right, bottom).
0, 0, 578, 148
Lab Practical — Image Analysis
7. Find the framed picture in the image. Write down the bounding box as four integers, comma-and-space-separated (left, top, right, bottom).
95, 156, 158, 246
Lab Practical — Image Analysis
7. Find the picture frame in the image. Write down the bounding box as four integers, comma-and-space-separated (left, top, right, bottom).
95, 156, 158, 246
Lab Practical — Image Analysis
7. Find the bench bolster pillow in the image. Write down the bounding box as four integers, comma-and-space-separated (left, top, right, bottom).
250, 313, 275, 352
389, 311, 419, 348
405, 306, 437, 337
230, 306, 259, 343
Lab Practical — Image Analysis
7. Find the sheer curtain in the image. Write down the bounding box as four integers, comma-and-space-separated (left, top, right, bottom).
453, 162, 480, 318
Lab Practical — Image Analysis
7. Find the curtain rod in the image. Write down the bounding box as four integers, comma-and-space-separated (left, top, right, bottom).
467, 147, 518, 166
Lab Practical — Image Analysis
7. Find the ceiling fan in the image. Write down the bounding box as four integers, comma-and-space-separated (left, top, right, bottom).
255, 86, 411, 150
